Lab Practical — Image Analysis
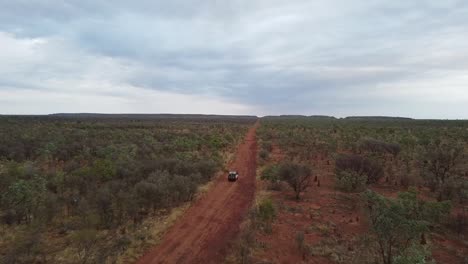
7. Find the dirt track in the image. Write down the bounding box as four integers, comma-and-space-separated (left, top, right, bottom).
136, 124, 258, 264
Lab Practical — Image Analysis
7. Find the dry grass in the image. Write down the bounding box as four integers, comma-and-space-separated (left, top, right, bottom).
117, 203, 191, 263
117, 166, 227, 263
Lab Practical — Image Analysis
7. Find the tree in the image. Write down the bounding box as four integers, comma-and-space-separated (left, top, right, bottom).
278, 163, 312, 200
1, 176, 47, 225
134, 180, 161, 212
421, 141, 464, 196
364, 190, 450, 264
92, 159, 116, 182
95, 187, 114, 228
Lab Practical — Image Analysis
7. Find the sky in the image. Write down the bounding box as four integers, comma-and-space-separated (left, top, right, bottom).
1, 0, 468, 118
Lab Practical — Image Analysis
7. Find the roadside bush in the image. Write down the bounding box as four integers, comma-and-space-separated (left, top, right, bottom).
256, 198, 276, 233
260, 164, 282, 190
71, 228, 98, 264
258, 199, 276, 222
261, 165, 279, 182
134, 180, 161, 212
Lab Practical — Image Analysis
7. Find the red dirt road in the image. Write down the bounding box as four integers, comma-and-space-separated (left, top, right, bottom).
136, 124, 258, 264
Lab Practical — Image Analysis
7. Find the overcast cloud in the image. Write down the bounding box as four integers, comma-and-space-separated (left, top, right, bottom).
1, 0, 468, 118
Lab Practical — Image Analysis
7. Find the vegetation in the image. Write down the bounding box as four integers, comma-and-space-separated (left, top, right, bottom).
255, 117, 468, 263
421, 140, 464, 200
278, 163, 313, 200
335, 154, 384, 185
0, 115, 255, 263
364, 189, 450, 264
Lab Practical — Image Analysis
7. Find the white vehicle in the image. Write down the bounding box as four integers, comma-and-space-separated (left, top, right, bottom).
228, 171, 239, 181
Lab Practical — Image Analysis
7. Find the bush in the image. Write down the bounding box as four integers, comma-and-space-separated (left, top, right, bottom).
71, 228, 98, 263
261, 141, 273, 152
256, 198, 276, 233
134, 180, 162, 212
359, 138, 401, 156
260, 165, 282, 190
259, 149, 269, 161
2, 227, 44, 264
393, 243, 432, 264
335, 154, 383, 184
336, 170, 367, 192
258, 199, 276, 222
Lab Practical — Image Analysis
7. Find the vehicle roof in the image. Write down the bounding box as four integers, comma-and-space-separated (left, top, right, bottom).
229, 171, 238, 174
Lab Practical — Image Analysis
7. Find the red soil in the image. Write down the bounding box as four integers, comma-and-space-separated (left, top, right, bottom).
136, 124, 258, 264
254, 150, 467, 264
254, 155, 368, 264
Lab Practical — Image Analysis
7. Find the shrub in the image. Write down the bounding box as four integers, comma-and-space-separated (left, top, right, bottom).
134, 180, 162, 212
71, 228, 98, 264
259, 149, 269, 161
393, 243, 432, 264
2, 227, 44, 264
295, 231, 305, 250
336, 169, 367, 192
296, 231, 307, 259
258, 199, 276, 222
256, 198, 276, 233
359, 138, 401, 156
335, 154, 383, 184
260, 165, 282, 190
261, 141, 273, 152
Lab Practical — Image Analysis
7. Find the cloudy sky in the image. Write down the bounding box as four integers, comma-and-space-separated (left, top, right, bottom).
1, 0, 468, 118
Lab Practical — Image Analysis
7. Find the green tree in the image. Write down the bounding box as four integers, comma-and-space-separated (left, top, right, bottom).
92, 159, 116, 182
364, 190, 450, 264
2, 176, 47, 224
421, 141, 464, 196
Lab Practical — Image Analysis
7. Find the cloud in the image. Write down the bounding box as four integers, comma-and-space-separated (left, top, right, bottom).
0, 0, 468, 118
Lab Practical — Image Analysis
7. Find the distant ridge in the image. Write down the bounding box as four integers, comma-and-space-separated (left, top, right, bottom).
50, 113, 258, 119
261, 115, 420, 121
262, 115, 336, 119
344, 116, 413, 121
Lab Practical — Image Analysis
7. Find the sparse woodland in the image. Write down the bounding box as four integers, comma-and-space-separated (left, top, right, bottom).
242, 117, 467, 264
1, 115, 467, 264
0, 115, 256, 263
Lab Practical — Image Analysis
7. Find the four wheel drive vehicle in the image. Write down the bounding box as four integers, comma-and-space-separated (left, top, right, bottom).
228, 171, 239, 181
